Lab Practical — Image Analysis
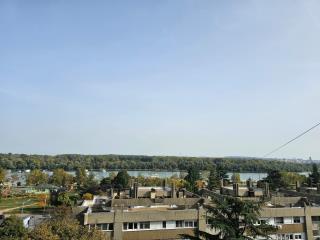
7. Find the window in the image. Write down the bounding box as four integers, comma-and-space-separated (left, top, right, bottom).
139, 222, 150, 229
176, 220, 183, 228
194, 221, 198, 227
294, 234, 302, 239
293, 217, 301, 223
162, 221, 166, 229
275, 217, 284, 224
312, 216, 320, 222
129, 222, 133, 230
185, 221, 194, 227
123, 223, 128, 230
101, 223, 113, 231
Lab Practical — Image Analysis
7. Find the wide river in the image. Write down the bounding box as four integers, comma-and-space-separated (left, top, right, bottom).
6, 170, 310, 186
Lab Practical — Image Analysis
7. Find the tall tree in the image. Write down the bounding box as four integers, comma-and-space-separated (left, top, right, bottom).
50, 169, 74, 187
216, 165, 228, 181
207, 166, 220, 190
27, 169, 49, 186
265, 170, 287, 190
75, 167, 88, 187
185, 167, 201, 192
231, 173, 241, 183
112, 170, 130, 188
309, 163, 320, 186
183, 196, 276, 240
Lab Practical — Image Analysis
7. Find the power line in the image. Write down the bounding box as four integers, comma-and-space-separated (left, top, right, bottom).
263, 121, 320, 158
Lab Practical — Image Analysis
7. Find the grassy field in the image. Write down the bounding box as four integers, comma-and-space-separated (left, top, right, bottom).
0, 197, 39, 211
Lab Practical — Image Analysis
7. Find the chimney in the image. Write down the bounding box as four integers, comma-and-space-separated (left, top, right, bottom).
171, 182, 176, 198
246, 178, 253, 188
110, 188, 114, 198
162, 179, 167, 189
233, 183, 239, 197
264, 183, 270, 198
133, 182, 139, 198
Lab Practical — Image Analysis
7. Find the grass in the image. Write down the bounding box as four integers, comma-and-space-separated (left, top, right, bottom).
0, 196, 39, 210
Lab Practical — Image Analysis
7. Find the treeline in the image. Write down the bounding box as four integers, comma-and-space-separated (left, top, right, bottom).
0, 153, 315, 172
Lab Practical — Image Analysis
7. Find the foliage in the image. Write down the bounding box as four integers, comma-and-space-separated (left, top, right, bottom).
231, 173, 241, 183
280, 172, 306, 187
0, 153, 314, 172
216, 165, 229, 180
265, 170, 306, 190
0, 167, 6, 183
309, 163, 320, 186
50, 169, 74, 187
100, 177, 112, 186
75, 167, 88, 187
82, 193, 93, 200
38, 194, 48, 208
0, 215, 28, 240
185, 167, 201, 192
57, 192, 73, 206
28, 206, 105, 240
264, 170, 286, 190
26, 169, 49, 186
112, 170, 130, 188
184, 196, 276, 240
207, 166, 219, 190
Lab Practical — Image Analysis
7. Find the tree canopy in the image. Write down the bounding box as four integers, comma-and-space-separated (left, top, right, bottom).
184, 196, 276, 240
0, 153, 314, 173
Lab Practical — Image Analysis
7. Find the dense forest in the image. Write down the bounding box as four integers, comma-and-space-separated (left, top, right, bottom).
0, 153, 315, 172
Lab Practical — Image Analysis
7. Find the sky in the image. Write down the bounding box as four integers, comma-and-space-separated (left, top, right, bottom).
1, 0, 320, 159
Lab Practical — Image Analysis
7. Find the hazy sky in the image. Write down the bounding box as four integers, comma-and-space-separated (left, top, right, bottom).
1, 1, 320, 159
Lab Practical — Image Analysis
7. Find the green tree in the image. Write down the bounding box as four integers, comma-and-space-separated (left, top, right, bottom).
231, 173, 241, 183
0, 215, 28, 240
265, 170, 287, 190
112, 170, 130, 188
309, 163, 320, 186
50, 169, 74, 187
207, 166, 220, 190
0, 168, 6, 183
216, 165, 228, 181
26, 169, 49, 186
75, 167, 88, 187
57, 192, 73, 206
185, 167, 201, 192
100, 177, 112, 186
184, 196, 276, 240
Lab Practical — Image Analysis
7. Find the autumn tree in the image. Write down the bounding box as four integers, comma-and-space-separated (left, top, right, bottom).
28, 206, 105, 240
231, 173, 241, 183
27, 169, 49, 186
50, 169, 74, 187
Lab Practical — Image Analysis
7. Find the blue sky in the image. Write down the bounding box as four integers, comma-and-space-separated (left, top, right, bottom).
1, 0, 320, 159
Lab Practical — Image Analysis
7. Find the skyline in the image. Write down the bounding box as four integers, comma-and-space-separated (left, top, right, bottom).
1, 1, 320, 159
